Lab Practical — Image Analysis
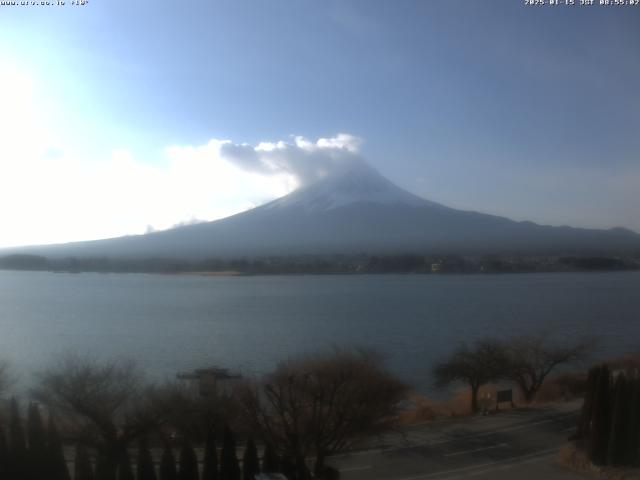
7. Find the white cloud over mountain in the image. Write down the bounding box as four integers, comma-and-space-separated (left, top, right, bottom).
0, 93, 363, 248
220, 133, 362, 187
0, 65, 364, 248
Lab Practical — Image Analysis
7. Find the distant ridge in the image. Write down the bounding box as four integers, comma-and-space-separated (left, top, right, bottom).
4, 161, 640, 259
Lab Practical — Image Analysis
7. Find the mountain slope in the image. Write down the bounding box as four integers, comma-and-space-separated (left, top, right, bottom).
6, 162, 640, 259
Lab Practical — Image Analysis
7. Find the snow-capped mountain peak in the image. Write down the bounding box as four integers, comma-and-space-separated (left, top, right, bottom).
265, 161, 440, 212
6, 160, 639, 260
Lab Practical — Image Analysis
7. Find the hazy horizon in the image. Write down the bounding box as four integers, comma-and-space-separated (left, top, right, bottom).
1, 0, 639, 248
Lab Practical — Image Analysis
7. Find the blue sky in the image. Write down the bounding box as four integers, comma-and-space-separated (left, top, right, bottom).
0, 0, 638, 246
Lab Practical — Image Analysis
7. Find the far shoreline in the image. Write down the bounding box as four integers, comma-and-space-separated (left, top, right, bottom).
1, 267, 639, 278
1, 251, 639, 276
169, 270, 247, 276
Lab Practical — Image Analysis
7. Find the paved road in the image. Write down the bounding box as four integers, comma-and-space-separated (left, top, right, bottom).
328, 406, 586, 480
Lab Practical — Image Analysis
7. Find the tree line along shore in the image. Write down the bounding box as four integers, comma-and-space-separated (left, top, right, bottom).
0, 253, 639, 275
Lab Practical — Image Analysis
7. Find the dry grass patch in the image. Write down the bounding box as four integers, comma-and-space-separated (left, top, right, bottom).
399, 385, 519, 425
397, 393, 443, 425
400, 372, 588, 427
556, 443, 640, 480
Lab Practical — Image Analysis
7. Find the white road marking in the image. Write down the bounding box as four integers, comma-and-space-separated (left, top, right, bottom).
462, 450, 556, 478
443, 443, 508, 457
332, 448, 385, 458
330, 413, 576, 459
403, 432, 434, 443
402, 418, 557, 448
393, 447, 558, 480
339, 465, 373, 472
438, 417, 562, 440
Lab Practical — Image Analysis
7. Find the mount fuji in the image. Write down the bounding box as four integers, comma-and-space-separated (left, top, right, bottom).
7, 161, 640, 259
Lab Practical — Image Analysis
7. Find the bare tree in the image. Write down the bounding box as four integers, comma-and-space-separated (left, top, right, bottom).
238, 349, 408, 478
31, 354, 160, 480
433, 339, 508, 413
146, 380, 237, 443
504, 334, 593, 402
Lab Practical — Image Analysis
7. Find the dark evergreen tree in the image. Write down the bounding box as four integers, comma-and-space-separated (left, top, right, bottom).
27, 402, 48, 479
9, 398, 28, 480
629, 377, 640, 465
621, 376, 638, 465
48, 415, 71, 480
75, 444, 95, 480
137, 438, 157, 480
96, 453, 115, 480
261, 443, 279, 474
280, 455, 296, 480
178, 441, 199, 480
608, 373, 629, 466
578, 366, 599, 438
0, 426, 9, 479
117, 450, 135, 480
220, 425, 240, 480
242, 438, 259, 480
589, 365, 611, 465
202, 430, 218, 480
160, 446, 178, 480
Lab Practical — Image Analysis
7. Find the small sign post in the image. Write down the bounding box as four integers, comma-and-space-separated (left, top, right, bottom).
496, 388, 515, 410
480, 392, 492, 415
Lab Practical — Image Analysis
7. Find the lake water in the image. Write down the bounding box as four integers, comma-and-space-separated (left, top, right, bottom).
1, 270, 639, 394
